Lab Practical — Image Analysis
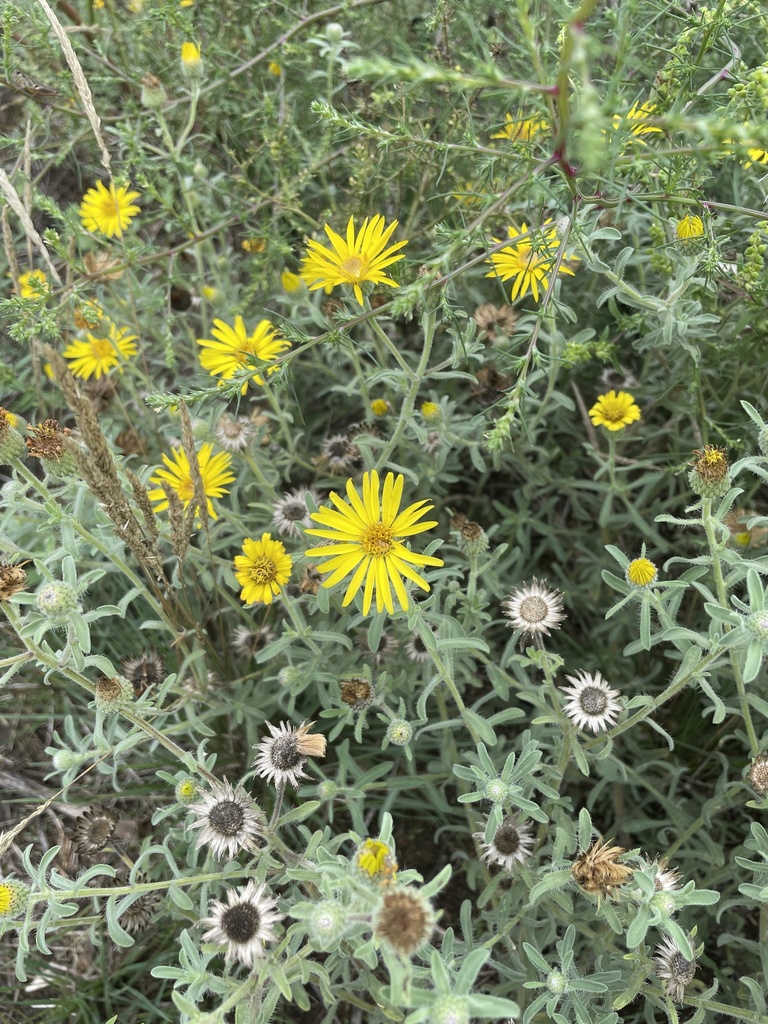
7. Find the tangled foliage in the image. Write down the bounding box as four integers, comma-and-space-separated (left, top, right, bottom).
2, 1, 768, 1022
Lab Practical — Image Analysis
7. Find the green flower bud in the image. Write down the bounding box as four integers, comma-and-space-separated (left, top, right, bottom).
36, 581, 80, 620
307, 899, 348, 949
385, 719, 413, 747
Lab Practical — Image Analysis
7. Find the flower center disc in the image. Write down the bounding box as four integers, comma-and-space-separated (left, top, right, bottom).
519, 595, 548, 623
248, 556, 278, 584
580, 687, 608, 715
362, 523, 394, 556
341, 255, 366, 280
92, 337, 114, 360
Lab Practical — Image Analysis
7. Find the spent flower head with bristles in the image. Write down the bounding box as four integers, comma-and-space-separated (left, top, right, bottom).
689, 444, 731, 498
502, 578, 565, 639
186, 779, 264, 860
272, 487, 318, 538
252, 720, 326, 789
121, 649, 165, 697
561, 671, 622, 733
374, 886, 435, 957
214, 414, 256, 452
232, 625, 275, 658
748, 752, 768, 794
653, 934, 697, 1003
201, 880, 283, 967
0, 560, 28, 600
73, 808, 117, 854
94, 674, 133, 714
474, 816, 534, 872
572, 838, 633, 904
300, 214, 408, 306
314, 434, 363, 474
340, 677, 375, 712
304, 470, 444, 616
233, 533, 292, 605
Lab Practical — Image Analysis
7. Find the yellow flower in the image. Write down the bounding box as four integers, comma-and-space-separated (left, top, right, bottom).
148, 443, 235, 521
357, 839, 398, 880
589, 390, 641, 431
268, 61, 282, 76
0, 879, 30, 921
486, 221, 578, 303
242, 237, 267, 253
676, 214, 704, 241
300, 215, 408, 306
197, 317, 290, 393
626, 557, 657, 587
62, 325, 138, 379
79, 180, 141, 239
281, 270, 302, 293
181, 42, 201, 67
201, 285, 219, 301
420, 401, 440, 421
73, 298, 106, 330
233, 532, 293, 605
491, 111, 548, 142
304, 469, 444, 616
371, 398, 390, 416
610, 101, 662, 138
744, 147, 768, 169
17, 270, 48, 299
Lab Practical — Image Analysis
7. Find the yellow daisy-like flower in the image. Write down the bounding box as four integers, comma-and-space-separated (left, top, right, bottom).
486, 220, 578, 304
17, 270, 48, 299
147, 443, 235, 521
304, 469, 444, 616
626, 557, 657, 587
371, 398, 390, 416
79, 180, 141, 239
491, 111, 548, 143
181, 42, 201, 67
268, 61, 282, 76
744, 147, 768, 170
197, 317, 291, 393
675, 214, 704, 241
589, 390, 641, 432
300, 215, 408, 306
281, 270, 302, 293
233, 532, 293, 605
357, 839, 398, 880
62, 325, 138, 380
611, 101, 662, 138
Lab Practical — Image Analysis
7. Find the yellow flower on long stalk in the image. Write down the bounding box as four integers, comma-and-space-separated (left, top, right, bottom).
304, 469, 444, 615
486, 220, 578, 303
491, 111, 548, 143
147, 443, 235, 521
300, 215, 408, 306
79, 180, 141, 238
675, 214, 704, 242
197, 317, 290, 393
589, 390, 641, 431
62, 325, 138, 380
233, 533, 293, 605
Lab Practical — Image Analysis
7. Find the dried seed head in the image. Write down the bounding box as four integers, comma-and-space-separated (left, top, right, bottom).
374, 887, 435, 957
0, 560, 27, 600
94, 674, 133, 714
121, 649, 165, 697
74, 808, 117, 854
457, 519, 489, 556
572, 838, 633, 904
748, 752, 768, 794
472, 302, 517, 341
340, 677, 375, 711
25, 419, 70, 460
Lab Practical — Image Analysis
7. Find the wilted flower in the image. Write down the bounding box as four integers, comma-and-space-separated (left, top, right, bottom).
654, 934, 697, 1003
374, 887, 435, 957
572, 838, 633, 904
252, 720, 327, 789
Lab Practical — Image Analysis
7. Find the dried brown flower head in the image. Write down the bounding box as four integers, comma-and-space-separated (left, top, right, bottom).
374, 887, 435, 957
298, 564, 323, 596
472, 303, 517, 341
689, 444, 729, 484
121, 649, 165, 697
294, 720, 327, 758
74, 808, 117, 854
748, 752, 768, 794
26, 419, 70, 460
0, 560, 27, 600
313, 434, 363, 474
340, 677, 374, 711
83, 250, 124, 281
572, 838, 633, 904
470, 366, 511, 406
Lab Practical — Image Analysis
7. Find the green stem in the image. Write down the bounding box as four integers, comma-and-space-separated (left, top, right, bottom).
412, 608, 479, 743
374, 306, 437, 472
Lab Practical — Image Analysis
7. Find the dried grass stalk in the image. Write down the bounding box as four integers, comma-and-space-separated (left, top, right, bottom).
0, 168, 62, 283
34, 0, 112, 174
